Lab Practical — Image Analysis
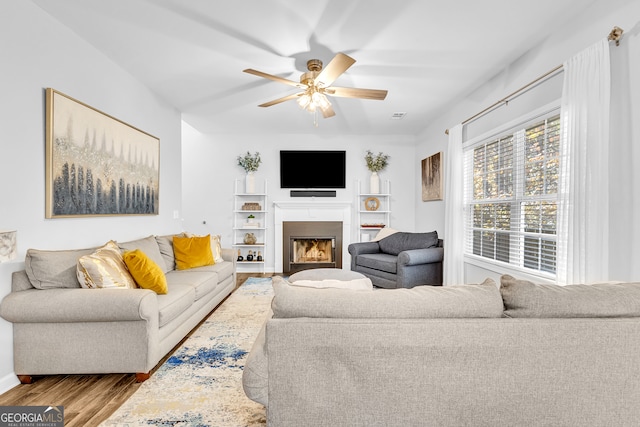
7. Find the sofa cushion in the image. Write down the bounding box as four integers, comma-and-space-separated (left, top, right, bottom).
500, 274, 640, 318
356, 253, 398, 274
271, 276, 502, 318
173, 235, 215, 270
377, 231, 438, 255
123, 249, 168, 295
119, 236, 167, 272
156, 283, 196, 327
77, 241, 137, 289
25, 246, 96, 289
165, 269, 219, 301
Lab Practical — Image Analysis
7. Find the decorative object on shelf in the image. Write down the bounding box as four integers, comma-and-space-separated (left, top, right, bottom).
237, 151, 261, 194
257, 251, 263, 261
243, 232, 257, 245
361, 223, 386, 228
421, 151, 443, 201
365, 150, 389, 194
0, 230, 17, 262
364, 197, 380, 211
237, 249, 243, 262
246, 250, 254, 261
241, 202, 262, 210
244, 214, 260, 228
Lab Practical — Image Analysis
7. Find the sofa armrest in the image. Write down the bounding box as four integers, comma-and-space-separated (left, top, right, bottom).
347, 241, 380, 256
221, 247, 236, 263
0, 288, 158, 323
397, 247, 444, 266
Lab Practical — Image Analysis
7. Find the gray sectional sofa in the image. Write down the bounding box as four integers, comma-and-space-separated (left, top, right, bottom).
348, 230, 443, 288
0, 234, 236, 383
243, 274, 640, 426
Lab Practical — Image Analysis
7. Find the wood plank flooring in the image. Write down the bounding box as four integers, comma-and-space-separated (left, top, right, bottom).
0, 273, 271, 427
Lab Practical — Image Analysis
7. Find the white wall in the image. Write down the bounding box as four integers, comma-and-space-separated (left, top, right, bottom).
415, 0, 640, 284
181, 125, 417, 272
0, 2, 183, 393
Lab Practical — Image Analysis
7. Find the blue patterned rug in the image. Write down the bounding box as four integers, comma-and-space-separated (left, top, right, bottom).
100, 277, 273, 427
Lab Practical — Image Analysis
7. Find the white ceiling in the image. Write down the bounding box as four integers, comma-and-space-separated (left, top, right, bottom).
32, 0, 594, 136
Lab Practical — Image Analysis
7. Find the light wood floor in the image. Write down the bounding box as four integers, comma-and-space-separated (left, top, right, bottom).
0, 272, 272, 427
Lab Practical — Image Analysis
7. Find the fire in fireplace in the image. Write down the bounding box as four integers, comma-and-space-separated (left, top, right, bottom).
292, 238, 335, 264
282, 221, 342, 274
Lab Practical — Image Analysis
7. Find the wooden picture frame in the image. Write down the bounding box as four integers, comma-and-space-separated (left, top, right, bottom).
421, 151, 443, 201
45, 88, 160, 218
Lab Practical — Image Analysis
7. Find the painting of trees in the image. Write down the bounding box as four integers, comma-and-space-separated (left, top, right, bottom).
46, 89, 159, 217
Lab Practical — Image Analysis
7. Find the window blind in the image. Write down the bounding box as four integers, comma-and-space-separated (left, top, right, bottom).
463, 110, 560, 277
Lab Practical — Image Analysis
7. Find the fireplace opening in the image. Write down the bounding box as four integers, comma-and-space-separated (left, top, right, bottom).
291, 238, 335, 264
283, 221, 342, 274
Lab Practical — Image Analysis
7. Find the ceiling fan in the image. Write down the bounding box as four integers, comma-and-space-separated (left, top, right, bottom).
243, 53, 388, 124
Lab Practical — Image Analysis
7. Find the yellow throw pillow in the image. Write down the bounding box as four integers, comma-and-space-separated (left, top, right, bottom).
173, 235, 215, 270
123, 249, 168, 294
77, 240, 137, 289
184, 232, 224, 263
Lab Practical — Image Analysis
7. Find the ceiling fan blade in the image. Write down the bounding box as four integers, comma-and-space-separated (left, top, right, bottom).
321, 105, 336, 118
325, 86, 388, 100
314, 53, 356, 87
243, 69, 304, 88
258, 93, 303, 107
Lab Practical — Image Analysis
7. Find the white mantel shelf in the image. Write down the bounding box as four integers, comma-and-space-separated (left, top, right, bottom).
273, 200, 352, 273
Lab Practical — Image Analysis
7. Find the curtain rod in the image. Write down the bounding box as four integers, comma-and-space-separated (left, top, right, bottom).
444, 26, 624, 135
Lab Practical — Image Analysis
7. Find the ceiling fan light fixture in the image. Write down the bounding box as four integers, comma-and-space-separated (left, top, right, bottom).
245, 52, 386, 127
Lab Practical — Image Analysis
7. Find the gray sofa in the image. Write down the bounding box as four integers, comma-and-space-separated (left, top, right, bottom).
243, 274, 640, 426
0, 234, 236, 383
348, 231, 443, 288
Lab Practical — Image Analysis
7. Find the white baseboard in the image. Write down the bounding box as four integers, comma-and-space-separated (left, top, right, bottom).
0, 372, 20, 395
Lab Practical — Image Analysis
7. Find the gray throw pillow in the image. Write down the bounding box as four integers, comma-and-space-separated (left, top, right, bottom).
378, 231, 438, 255
118, 235, 168, 273
25, 247, 96, 289
500, 274, 640, 318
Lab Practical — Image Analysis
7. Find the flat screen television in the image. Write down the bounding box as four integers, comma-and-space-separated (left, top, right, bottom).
280, 150, 346, 189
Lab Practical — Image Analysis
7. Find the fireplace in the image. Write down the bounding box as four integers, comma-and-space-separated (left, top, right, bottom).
273, 200, 352, 274
283, 221, 342, 273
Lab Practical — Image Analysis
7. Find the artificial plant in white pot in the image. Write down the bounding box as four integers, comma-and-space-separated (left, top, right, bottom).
237, 151, 261, 193
365, 150, 389, 194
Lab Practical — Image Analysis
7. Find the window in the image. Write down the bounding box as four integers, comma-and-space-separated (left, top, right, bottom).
464, 111, 560, 277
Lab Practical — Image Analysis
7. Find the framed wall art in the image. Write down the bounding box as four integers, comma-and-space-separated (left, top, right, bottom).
421, 151, 443, 201
45, 88, 160, 218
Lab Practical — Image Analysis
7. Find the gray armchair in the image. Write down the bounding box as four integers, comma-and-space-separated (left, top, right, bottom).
348, 231, 443, 288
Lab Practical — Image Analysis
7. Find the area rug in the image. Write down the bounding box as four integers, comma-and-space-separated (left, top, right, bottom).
100, 277, 273, 427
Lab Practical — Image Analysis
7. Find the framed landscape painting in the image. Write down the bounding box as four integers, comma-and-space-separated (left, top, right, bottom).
45, 88, 160, 218
421, 151, 443, 201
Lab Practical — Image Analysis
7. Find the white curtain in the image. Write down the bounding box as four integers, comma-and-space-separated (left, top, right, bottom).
609, 24, 640, 280
556, 39, 611, 285
443, 124, 464, 285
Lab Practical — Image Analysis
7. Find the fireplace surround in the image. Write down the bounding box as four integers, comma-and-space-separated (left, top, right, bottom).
283, 221, 342, 274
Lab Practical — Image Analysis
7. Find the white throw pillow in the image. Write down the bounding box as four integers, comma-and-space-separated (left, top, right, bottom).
289, 277, 374, 291
371, 227, 399, 241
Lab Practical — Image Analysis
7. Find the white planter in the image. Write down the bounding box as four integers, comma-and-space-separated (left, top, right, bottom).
245, 172, 255, 194
370, 172, 380, 194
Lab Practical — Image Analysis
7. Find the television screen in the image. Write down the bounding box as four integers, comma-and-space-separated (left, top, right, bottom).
280, 150, 346, 189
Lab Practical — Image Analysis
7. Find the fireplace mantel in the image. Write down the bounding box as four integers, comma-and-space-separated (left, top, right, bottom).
273, 200, 352, 273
